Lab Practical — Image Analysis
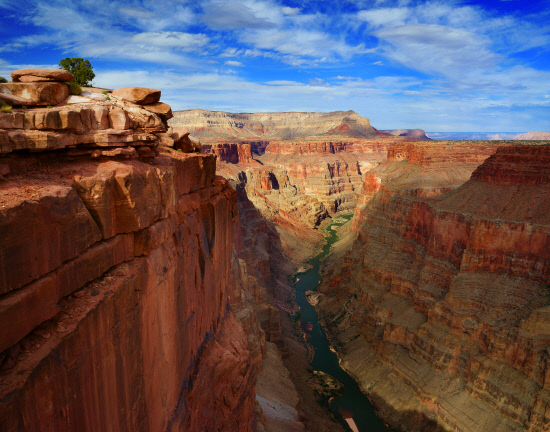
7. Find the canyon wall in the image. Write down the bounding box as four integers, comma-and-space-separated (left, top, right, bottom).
317, 142, 550, 432
0, 86, 264, 431
170, 109, 379, 141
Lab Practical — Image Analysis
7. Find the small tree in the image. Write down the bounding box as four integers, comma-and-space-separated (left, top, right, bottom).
0, 76, 8, 83
59, 58, 95, 87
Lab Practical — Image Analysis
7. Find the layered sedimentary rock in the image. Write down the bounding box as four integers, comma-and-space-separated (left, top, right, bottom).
317, 142, 550, 432
258, 140, 394, 215
0, 93, 263, 431
513, 132, 550, 140
170, 109, 379, 141
202, 142, 257, 165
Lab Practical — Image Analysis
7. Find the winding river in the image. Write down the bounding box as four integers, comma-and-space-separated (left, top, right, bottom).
294, 214, 391, 432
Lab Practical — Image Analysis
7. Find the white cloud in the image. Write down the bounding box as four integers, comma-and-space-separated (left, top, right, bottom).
225, 60, 244, 66
281, 6, 300, 15
132, 32, 209, 51
357, 7, 409, 27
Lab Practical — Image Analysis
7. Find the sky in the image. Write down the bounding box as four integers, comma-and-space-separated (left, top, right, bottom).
0, 0, 549, 131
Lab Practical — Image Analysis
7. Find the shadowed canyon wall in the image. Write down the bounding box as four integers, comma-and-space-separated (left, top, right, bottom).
316, 142, 550, 432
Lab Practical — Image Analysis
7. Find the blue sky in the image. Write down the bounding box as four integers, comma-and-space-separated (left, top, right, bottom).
0, 0, 549, 131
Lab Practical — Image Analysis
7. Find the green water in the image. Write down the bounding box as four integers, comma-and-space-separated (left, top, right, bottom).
293, 214, 391, 432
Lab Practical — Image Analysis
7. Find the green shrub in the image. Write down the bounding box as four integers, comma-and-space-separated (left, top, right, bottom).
68, 81, 82, 95
0, 76, 8, 83
59, 57, 95, 86
106, 95, 111, 100
1, 104, 12, 113
21, 105, 27, 110
47, 105, 53, 109
102, 90, 108, 95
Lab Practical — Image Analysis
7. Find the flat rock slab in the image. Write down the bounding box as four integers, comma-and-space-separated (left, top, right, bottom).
11, 68, 74, 83
142, 102, 173, 120
112, 87, 161, 105
1, 82, 69, 106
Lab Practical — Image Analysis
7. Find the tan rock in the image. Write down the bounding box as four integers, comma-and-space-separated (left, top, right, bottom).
112, 87, 161, 104
0, 89, 32, 106
1, 82, 69, 106
142, 102, 173, 120
11, 68, 74, 83
108, 107, 132, 130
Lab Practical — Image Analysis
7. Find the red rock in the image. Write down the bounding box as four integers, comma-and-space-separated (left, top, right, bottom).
0, 185, 102, 294
0, 152, 262, 432
202, 143, 256, 164
0, 82, 69, 106
112, 87, 161, 104
11, 69, 74, 83
172, 127, 201, 153
142, 102, 173, 120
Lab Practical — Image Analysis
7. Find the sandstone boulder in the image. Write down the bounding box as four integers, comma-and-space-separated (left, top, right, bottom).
112, 87, 161, 105
0, 89, 32, 106
11, 69, 74, 83
0, 82, 69, 106
172, 127, 201, 153
142, 102, 173, 120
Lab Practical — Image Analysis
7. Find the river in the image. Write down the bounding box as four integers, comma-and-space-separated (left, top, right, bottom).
293, 214, 391, 432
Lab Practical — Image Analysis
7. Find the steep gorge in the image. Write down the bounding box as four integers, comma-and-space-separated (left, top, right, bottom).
316, 142, 550, 432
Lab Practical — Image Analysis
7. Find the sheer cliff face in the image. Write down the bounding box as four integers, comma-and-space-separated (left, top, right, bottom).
317, 144, 550, 432
170, 109, 378, 141
0, 99, 262, 431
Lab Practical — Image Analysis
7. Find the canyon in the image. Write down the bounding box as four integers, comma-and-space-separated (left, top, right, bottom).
1, 71, 550, 432
316, 141, 550, 431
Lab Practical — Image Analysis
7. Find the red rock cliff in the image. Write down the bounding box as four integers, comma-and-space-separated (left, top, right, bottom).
202, 142, 256, 165
0, 90, 262, 431
318, 143, 550, 432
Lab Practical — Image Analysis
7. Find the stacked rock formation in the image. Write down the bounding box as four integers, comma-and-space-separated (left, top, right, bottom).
0, 69, 74, 106
0, 83, 264, 431
316, 142, 550, 432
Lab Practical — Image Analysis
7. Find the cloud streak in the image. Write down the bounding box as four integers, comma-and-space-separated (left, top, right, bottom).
0, 0, 548, 131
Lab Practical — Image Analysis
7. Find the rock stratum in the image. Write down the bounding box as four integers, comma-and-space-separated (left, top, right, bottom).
0, 78, 269, 432
316, 141, 550, 432
170, 109, 380, 141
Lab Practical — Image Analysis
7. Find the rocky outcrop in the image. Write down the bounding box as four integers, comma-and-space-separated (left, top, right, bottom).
170, 109, 379, 141
0, 93, 263, 431
112, 87, 161, 105
202, 143, 257, 165
10, 69, 74, 83
317, 143, 550, 432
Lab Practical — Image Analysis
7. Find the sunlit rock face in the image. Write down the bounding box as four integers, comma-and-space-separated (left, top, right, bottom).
316, 143, 550, 432
0, 95, 263, 431
170, 109, 379, 141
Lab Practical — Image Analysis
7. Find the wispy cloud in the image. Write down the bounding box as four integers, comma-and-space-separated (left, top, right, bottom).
0, 0, 549, 131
